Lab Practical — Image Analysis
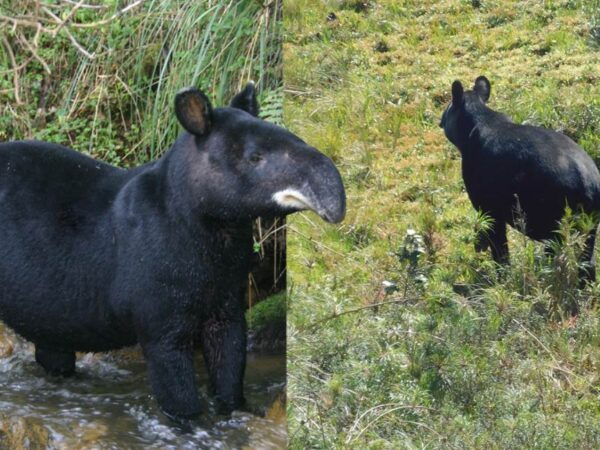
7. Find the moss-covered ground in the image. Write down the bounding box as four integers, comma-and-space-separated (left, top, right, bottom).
285, 1, 600, 448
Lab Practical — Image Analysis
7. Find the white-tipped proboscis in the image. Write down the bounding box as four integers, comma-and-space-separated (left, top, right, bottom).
272, 188, 316, 211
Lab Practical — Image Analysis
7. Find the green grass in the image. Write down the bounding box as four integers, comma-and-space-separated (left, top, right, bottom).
285, 1, 600, 448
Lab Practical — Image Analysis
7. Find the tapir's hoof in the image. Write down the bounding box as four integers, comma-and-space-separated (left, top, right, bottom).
35, 347, 76, 377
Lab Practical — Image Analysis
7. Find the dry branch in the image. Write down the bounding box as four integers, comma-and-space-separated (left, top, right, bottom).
1, 36, 22, 104
304, 296, 416, 330
0, 0, 147, 65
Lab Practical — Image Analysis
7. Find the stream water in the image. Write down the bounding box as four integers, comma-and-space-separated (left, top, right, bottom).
0, 332, 286, 449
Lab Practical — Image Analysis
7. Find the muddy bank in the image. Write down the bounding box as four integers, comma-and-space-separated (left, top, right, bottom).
247, 293, 286, 353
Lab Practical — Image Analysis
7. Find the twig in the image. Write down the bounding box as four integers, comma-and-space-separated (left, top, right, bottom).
1, 36, 22, 104
68, 0, 146, 28
41, 6, 96, 59
347, 403, 432, 438
52, 0, 85, 35
348, 407, 440, 444
0, 56, 34, 74
288, 225, 348, 259
60, 0, 108, 9
304, 296, 415, 330
17, 31, 51, 74
0, 15, 47, 28
512, 318, 580, 389
256, 222, 287, 245
512, 318, 558, 363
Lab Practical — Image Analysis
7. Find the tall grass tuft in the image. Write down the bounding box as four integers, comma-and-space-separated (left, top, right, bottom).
0, 0, 282, 164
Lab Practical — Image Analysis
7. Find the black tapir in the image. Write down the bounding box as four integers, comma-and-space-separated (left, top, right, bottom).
440, 75, 600, 279
0, 83, 346, 422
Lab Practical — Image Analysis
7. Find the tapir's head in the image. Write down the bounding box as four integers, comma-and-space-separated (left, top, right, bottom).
171, 83, 346, 223
439, 75, 491, 152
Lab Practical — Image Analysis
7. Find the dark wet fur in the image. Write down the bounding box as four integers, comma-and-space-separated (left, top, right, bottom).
0, 84, 346, 420
441, 76, 600, 281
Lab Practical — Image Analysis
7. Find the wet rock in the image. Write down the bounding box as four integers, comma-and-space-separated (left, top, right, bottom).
0, 414, 52, 449
0, 325, 14, 358
0, 337, 14, 359
55, 421, 110, 450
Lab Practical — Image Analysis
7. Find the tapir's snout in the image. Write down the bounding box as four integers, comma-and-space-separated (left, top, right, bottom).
304, 149, 346, 223
272, 147, 346, 223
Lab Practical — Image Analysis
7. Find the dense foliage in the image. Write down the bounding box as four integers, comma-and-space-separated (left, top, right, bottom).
0, 0, 282, 164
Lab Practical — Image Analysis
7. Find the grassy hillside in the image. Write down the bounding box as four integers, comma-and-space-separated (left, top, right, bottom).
284, 1, 600, 448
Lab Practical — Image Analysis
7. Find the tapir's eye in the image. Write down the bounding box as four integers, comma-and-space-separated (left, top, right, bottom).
249, 153, 263, 164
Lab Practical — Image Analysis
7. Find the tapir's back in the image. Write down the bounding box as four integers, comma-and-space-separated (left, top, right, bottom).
0, 141, 124, 213
471, 121, 600, 239
483, 123, 600, 207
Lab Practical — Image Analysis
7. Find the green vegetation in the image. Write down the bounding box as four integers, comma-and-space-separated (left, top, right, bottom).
247, 292, 286, 333
247, 292, 286, 351
0, 0, 282, 164
285, 1, 600, 448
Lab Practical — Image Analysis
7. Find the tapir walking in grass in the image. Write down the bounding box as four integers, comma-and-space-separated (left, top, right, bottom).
0, 83, 346, 423
440, 75, 600, 281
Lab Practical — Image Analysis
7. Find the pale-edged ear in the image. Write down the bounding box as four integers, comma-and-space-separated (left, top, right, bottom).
230, 81, 259, 117
451, 80, 464, 106
473, 76, 491, 103
175, 87, 213, 135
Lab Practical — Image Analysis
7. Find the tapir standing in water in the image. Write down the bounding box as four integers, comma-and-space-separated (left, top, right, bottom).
440, 75, 600, 280
0, 83, 346, 422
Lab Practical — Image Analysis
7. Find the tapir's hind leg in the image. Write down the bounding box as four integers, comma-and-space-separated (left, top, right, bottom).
486, 217, 509, 265
579, 226, 597, 283
35, 346, 76, 376
474, 227, 490, 253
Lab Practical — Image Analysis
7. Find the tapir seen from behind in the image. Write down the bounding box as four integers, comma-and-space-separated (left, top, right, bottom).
440, 75, 600, 282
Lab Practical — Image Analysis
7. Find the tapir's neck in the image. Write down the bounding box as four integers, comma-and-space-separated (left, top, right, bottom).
469, 105, 511, 131
156, 136, 254, 239
459, 106, 511, 154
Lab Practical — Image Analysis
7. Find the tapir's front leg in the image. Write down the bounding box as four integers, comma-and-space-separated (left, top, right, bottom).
474, 227, 490, 253
473, 208, 509, 264
200, 298, 246, 413
141, 339, 201, 422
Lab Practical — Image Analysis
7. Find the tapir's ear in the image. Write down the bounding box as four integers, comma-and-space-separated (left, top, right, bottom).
473, 76, 491, 103
451, 80, 464, 106
175, 88, 212, 135
230, 82, 259, 117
